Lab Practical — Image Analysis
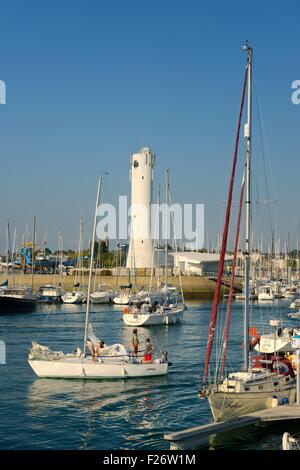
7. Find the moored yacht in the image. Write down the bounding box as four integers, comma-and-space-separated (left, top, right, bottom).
90, 284, 115, 304
38, 285, 64, 304
123, 299, 185, 326
0, 286, 37, 312
258, 285, 274, 301
199, 44, 297, 423
62, 290, 86, 304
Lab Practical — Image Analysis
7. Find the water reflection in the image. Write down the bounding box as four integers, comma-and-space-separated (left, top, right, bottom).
27, 377, 170, 449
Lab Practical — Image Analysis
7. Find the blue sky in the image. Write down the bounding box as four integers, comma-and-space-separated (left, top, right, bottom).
0, 0, 299, 252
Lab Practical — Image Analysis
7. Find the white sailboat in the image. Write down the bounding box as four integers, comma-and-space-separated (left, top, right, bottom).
123, 302, 184, 327
199, 43, 296, 422
113, 290, 131, 305
28, 177, 168, 379
38, 284, 64, 304
90, 287, 113, 304
62, 217, 86, 304
62, 291, 86, 304
257, 285, 274, 301
123, 170, 185, 327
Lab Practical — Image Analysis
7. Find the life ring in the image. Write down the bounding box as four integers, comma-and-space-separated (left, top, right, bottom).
272, 360, 291, 377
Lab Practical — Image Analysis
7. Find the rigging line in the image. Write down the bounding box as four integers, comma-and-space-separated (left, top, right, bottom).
202, 64, 248, 384
253, 67, 278, 239
168, 189, 184, 304
149, 187, 160, 293
254, 88, 273, 240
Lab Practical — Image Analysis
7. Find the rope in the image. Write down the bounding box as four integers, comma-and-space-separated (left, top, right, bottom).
220, 170, 245, 377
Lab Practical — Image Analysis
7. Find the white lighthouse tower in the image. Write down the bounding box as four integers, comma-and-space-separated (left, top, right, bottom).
126, 146, 155, 269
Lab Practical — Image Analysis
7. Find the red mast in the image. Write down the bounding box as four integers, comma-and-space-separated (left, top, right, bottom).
202, 66, 248, 384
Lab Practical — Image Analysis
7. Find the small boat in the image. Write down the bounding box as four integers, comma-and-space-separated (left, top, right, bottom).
0, 285, 37, 312
113, 292, 131, 305
90, 291, 111, 304
258, 285, 274, 301
235, 290, 258, 301
38, 285, 64, 304
62, 291, 86, 304
123, 301, 184, 326
90, 285, 115, 304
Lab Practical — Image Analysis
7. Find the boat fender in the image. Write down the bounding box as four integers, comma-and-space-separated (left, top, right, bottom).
123, 307, 129, 314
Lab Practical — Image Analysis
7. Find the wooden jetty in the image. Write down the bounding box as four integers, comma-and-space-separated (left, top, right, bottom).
164, 405, 300, 450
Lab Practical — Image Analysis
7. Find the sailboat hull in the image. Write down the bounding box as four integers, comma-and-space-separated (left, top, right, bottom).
62, 292, 85, 304
28, 358, 168, 379
208, 387, 296, 422
0, 297, 36, 313
90, 294, 111, 304
123, 306, 184, 326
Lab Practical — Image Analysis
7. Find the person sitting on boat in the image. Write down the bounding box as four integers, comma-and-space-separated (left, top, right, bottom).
132, 329, 139, 357
143, 338, 154, 363
86, 322, 106, 361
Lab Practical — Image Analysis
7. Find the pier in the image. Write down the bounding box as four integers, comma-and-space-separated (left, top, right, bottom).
164, 405, 300, 450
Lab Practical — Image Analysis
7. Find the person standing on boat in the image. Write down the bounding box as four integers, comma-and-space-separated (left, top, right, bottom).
143, 338, 154, 362
132, 329, 139, 357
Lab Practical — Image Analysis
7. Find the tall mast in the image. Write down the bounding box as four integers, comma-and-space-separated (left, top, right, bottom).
157, 185, 160, 291
5, 221, 8, 278
270, 228, 274, 278
243, 42, 253, 372
31, 216, 36, 289
83, 177, 102, 357
165, 168, 170, 286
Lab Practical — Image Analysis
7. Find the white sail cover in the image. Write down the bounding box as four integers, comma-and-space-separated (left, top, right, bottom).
98, 343, 128, 357
29, 342, 68, 361
87, 322, 100, 343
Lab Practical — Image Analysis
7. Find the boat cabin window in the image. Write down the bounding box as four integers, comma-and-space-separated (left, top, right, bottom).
273, 381, 278, 386
133, 160, 139, 168
258, 385, 263, 390
245, 387, 250, 391
285, 377, 290, 382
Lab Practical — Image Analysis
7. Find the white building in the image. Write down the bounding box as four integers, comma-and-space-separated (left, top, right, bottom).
126, 147, 155, 269
173, 252, 232, 276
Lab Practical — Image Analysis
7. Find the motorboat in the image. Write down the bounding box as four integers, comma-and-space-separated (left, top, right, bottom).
38, 285, 64, 304
0, 285, 37, 312
258, 285, 274, 301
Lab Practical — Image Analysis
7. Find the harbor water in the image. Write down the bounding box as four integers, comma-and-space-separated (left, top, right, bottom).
0, 299, 299, 450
